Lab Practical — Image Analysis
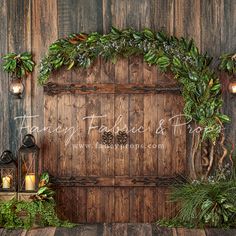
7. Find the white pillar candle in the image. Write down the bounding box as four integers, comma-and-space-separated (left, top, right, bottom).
25, 174, 35, 191
2, 176, 11, 189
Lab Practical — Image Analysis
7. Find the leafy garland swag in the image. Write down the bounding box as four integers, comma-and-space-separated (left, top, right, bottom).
37, 27, 233, 177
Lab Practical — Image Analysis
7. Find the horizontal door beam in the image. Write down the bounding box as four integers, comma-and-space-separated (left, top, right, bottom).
50, 174, 186, 187
44, 82, 181, 96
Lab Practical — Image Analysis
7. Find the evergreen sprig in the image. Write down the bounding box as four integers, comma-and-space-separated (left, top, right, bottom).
38, 27, 230, 141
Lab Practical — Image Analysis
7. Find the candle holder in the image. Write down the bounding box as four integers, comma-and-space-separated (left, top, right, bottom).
18, 134, 39, 193
0, 150, 17, 192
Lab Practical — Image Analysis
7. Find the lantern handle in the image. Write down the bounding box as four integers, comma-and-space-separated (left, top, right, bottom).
22, 134, 36, 148
0, 150, 14, 164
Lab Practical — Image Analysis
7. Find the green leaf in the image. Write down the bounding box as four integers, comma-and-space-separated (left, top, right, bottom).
188, 72, 198, 82
217, 114, 230, 123
143, 29, 154, 39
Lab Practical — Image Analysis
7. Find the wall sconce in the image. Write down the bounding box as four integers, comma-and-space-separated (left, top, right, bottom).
229, 82, 236, 94
9, 78, 25, 99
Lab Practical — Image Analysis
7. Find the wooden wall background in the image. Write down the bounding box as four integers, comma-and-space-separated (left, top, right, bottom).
0, 0, 235, 223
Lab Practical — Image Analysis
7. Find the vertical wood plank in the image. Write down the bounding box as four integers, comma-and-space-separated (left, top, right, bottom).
130, 187, 144, 222
144, 187, 157, 222
114, 188, 130, 222
201, 0, 223, 59
7, 0, 31, 154
76, 187, 87, 222
220, 0, 236, 151
174, 0, 201, 48
0, 0, 9, 153
87, 187, 101, 223
101, 187, 115, 222
32, 0, 58, 174
111, 0, 130, 223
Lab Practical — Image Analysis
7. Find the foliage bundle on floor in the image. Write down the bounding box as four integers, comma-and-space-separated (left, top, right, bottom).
158, 158, 236, 228
38, 27, 229, 143
0, 173, 75, 229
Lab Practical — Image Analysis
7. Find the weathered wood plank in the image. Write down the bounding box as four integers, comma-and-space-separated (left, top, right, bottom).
127, 223, 152, 236
43, 83, 180, 95
76, 187, 87, 223
25, 227, 56, 236
143, 188, 157, 222
114, 188, 129, 222
51, 175, 185, 187
130, 187, 144, 222
1, 229, 26, 236
220, 0, 236, 155
87, 187, 101, 223
176, 228, 206, 236
31, 0, 58, 174
7, 0, 30, 153
0, 0, 9, 154
101, 187, 115, 222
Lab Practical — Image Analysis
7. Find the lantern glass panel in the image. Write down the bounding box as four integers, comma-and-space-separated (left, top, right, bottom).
0, 151, 17, 192
18, 135, 39, 192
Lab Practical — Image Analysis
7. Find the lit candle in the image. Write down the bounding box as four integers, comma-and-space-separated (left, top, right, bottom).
2, 176, 11, 189
25, 173, 35, 191
12, 85, 21, 94
229, 82, 236, 94
231, 85, 236, 93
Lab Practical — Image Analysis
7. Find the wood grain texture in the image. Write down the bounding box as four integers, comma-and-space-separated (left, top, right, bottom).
0, 0, 9, 154
4, 225, 236, 236
0, 0, 235, 225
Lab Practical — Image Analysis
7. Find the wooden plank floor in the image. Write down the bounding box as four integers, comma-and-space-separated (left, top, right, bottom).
1, 225, 236, 236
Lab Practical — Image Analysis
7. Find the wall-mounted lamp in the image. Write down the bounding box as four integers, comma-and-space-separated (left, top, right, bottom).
9, 78, 25, 99
229, 82, 236, 94
2, 52, 35, 100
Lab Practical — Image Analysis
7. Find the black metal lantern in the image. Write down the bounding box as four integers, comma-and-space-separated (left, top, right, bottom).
9, 78, 24, 99
0, 150, 17, 192
18, 134, 39, 192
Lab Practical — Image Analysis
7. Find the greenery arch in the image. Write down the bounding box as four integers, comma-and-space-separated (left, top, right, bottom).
39, 27, 230, 145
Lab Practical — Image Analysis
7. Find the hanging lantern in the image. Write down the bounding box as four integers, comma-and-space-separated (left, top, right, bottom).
0, 150, 17, 192
18, 134, 39, 192
9, 78, 24, 99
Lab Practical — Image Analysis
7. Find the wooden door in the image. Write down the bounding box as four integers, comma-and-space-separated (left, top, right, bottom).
43, 58, 186, 223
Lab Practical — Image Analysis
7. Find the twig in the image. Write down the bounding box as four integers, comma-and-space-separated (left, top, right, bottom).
218, 131, 228, 168
205, 143, 214, 177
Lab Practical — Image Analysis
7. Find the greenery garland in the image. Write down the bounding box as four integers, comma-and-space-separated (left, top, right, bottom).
39, 27, 230, 142
219, 53, 236, 75
2, 52, 35, 78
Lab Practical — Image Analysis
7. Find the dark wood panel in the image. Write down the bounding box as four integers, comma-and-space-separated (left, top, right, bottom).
43, 82, 180, 95
0, 0, 9, 153
51, 175, 186, 187
220, 0, 236, 148
7, 0, 31, 152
